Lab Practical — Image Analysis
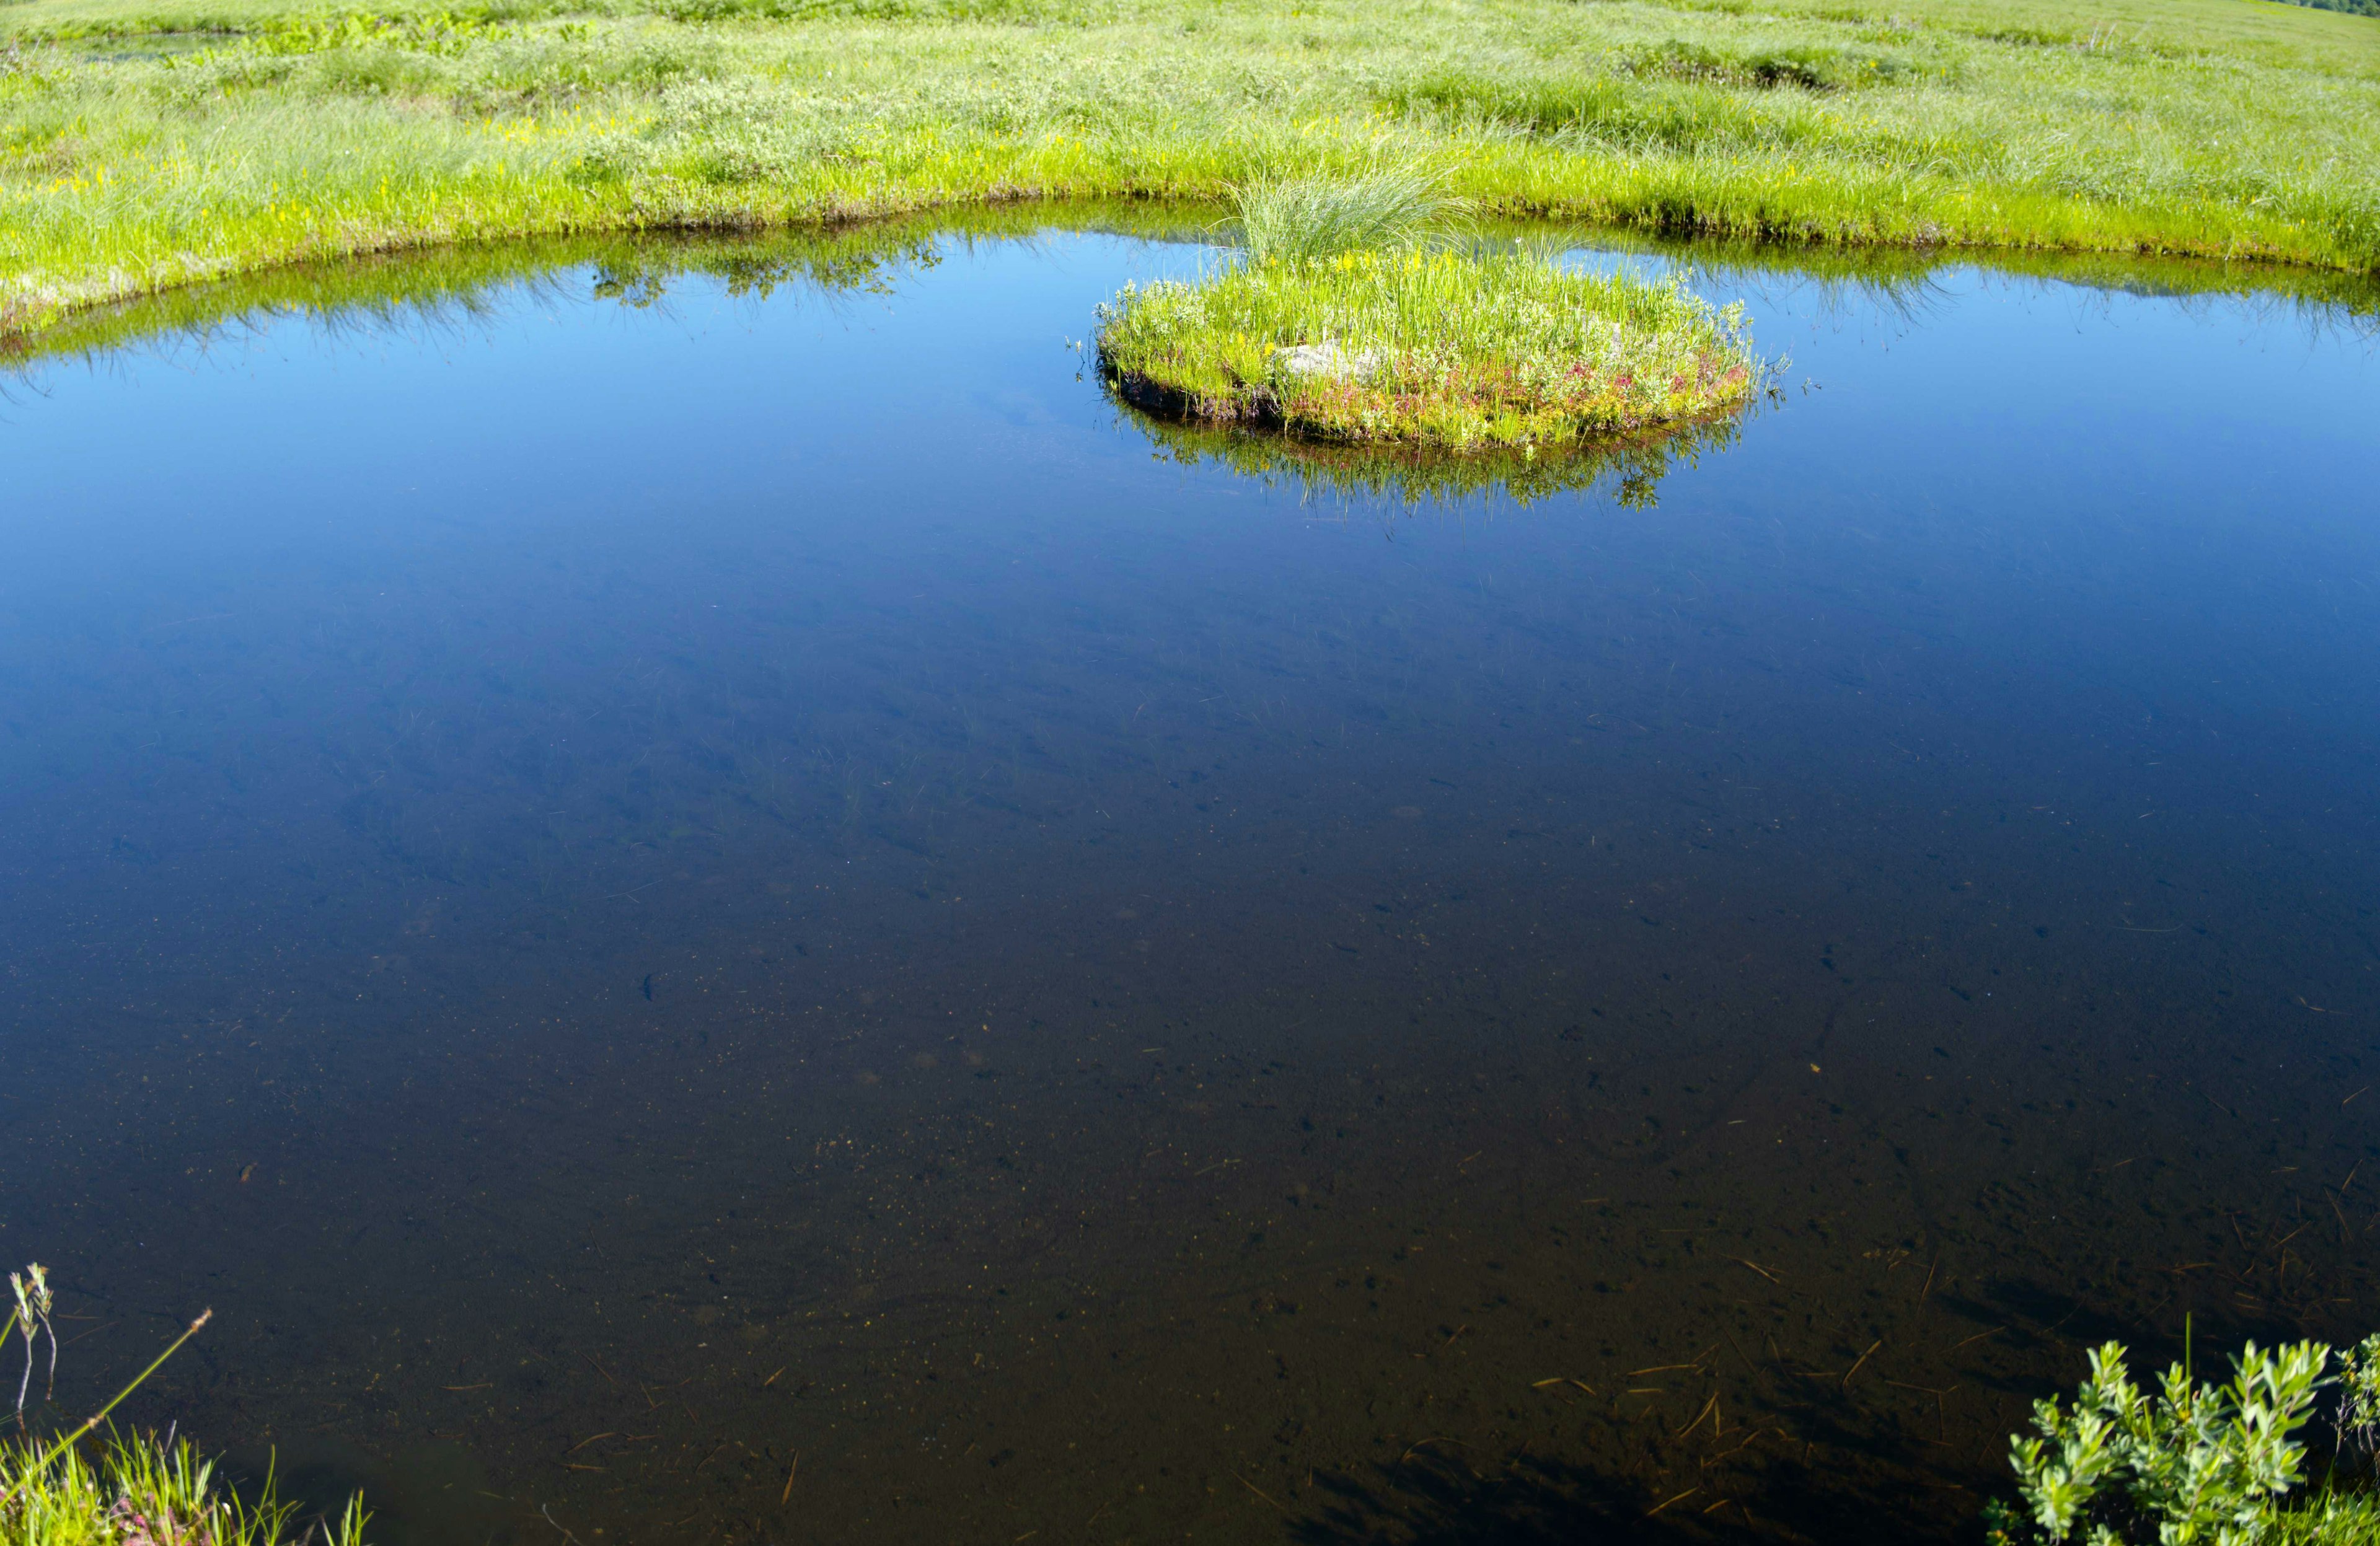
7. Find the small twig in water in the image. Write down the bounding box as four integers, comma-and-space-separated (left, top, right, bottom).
1843, 1340, 1883, 1390
1235, 1473, 1285, 1511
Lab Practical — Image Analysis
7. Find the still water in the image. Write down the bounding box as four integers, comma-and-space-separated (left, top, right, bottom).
4, 223, 2378, 1544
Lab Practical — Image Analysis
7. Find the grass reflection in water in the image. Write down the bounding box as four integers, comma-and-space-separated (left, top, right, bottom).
1114, 395, 1748, 511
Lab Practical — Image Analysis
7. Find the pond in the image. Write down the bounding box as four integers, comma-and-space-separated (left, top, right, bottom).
4, 215, 2378, 1544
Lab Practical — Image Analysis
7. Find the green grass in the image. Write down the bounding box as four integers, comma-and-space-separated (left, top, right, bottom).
1, 1430, 371, 1546
2255, 1492, 2380, 1544
1095, 167, 1769, 457
1230, 165, 1464, 265
3, 1265, 366, 1546
1098, 244, 1763, 449
0, 200, 1129, 363
1, 0, 2378, 345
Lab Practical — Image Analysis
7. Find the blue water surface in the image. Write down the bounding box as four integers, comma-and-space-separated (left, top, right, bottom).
3, 229, 2376, 1544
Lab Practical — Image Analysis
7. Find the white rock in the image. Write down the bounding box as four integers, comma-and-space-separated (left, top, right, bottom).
1270, 341, 1380, 380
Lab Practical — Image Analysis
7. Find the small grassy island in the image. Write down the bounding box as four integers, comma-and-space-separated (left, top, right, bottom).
1098, 172, 1763, 454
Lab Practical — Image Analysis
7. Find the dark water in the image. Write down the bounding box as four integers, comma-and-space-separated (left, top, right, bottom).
4, 226, 2379, 1545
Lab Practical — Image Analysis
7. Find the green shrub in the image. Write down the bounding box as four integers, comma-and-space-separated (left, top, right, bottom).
1988, 1333, 2380, 1546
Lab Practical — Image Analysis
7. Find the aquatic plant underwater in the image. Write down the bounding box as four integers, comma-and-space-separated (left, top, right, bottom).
2, 1265, 369, 1546
1988, 1330, 2380, 1545
1097, 170, 1768, 455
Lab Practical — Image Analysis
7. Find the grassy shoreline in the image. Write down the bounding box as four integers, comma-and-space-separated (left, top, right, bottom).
9, 203, 2370, 378
9, 206, 2375, 377
3, 0, 2377, 347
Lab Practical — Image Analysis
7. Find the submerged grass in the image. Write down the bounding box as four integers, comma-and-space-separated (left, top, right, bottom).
1099, 244, 1764, 450
1, 0, 2378, 343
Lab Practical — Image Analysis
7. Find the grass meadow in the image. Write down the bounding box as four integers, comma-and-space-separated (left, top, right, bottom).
1, 0, 2376, 342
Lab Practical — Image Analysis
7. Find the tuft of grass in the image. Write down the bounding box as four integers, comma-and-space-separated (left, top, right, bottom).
3, 1261, 368, 1546
1098, 241, 1764, 451
1228, 165, 1464, 265
2255, 1493, 2380, 1544
1, 1432, 372, 1546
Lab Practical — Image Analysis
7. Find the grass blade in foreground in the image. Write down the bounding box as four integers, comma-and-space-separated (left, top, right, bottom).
1098, 248, 1764, 452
